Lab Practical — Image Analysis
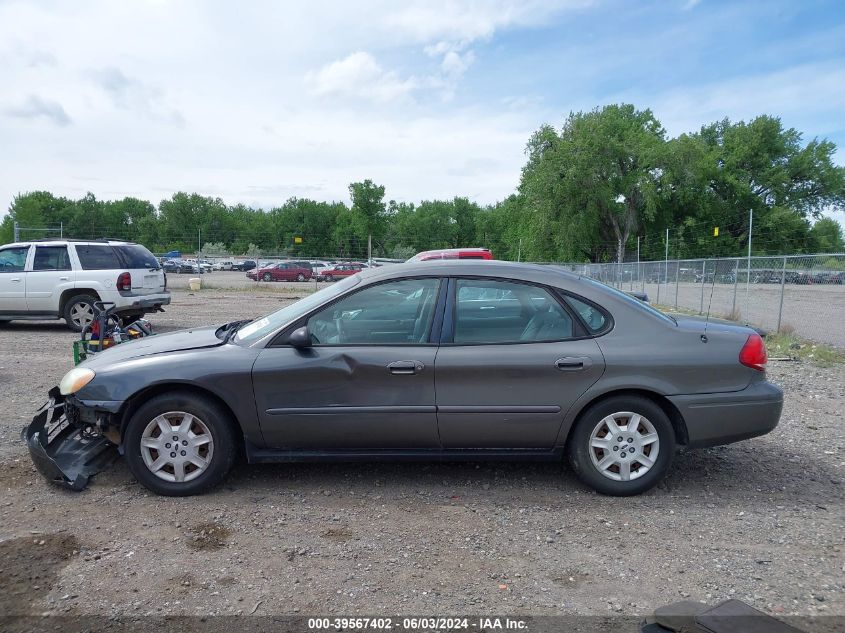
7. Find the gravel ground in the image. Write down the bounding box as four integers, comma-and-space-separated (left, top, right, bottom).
0, 285, 842, 626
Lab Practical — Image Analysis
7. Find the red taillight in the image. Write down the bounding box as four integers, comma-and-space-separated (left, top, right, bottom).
739, 333, 767, 371
117, 272, 131, 292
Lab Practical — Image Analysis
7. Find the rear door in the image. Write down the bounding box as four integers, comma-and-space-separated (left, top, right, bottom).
26, 245, 74, 313
0, 245, 31, 312
276, 263, 293, 281
434, 278, 606, 449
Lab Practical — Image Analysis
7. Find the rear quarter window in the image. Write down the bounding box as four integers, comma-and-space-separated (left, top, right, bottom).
563, 295, 609, 334
115, 244, 160, 269
74, 244, 120, 270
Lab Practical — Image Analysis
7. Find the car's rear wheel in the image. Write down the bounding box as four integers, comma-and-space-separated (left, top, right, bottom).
124, 392, 237, 496
262, 272, 272, 282
324, 274, 333, 282
63, 294, 98, 332
567, 395, 674, 496
297, 273, 306, 282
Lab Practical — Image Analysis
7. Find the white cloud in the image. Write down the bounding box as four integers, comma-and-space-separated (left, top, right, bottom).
307, 52, 417, 103
383, 0, 592, 44
4, 94, 71, 126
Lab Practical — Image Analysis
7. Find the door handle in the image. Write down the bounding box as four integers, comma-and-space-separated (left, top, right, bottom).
555, 357, 590, 371
59, 276, 69, 281
388, 360, 424, 375
10, 278, 21, 283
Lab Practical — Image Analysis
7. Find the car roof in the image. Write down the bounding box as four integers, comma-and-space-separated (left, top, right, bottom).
4, 239, 137, 247
357, 260, 582, 286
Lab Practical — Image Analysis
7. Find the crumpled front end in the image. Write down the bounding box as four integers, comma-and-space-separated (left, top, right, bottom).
21, 387, 117, 491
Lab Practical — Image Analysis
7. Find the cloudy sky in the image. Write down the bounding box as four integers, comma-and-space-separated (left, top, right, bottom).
1, 0, 844, 224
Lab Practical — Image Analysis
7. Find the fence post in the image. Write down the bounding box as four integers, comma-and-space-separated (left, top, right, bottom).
731, 259, 739, 319
641, 263, 645, 294
674, 260, 680, 309
699, 259, 706, 314
776, 256, 787, 333
656, 264, 661, 306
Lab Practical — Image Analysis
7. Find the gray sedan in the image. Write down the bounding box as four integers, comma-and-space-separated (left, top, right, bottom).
25, 261, 783, 496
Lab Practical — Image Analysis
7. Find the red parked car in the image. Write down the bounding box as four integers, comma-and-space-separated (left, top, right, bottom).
406, 247, 493, 262
247, 262, 313, 282
320, 263, 366, 281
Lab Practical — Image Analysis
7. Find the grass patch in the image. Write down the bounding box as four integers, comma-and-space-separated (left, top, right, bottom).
173, 284, 318, 295
655, 304, 844, 366
764, 332, 844, 366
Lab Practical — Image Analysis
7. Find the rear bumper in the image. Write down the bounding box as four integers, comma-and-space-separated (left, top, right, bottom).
21, 388, 117, 491
668, 381, 783, 449
115, 291, 171, 313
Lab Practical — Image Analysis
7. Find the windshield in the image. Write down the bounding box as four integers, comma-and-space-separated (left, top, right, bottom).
234, 275, 361, 343
581, 276, 676, 325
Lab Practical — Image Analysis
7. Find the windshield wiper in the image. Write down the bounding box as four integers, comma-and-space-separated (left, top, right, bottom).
221, 319, 252, 344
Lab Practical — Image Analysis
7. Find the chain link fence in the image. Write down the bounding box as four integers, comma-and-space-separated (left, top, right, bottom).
553, 254, 845, 348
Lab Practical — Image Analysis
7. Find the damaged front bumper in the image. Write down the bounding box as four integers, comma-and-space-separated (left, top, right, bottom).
21, 387, 118, 491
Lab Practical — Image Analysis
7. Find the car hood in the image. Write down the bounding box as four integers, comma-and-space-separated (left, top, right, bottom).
82, 327, 224, 368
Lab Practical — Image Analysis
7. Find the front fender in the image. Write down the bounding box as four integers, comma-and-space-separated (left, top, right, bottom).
75, 344, 264, 446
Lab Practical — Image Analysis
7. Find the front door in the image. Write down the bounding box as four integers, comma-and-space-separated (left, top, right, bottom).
435, 278, 606, 449
0, 246, 31, 312
253, 277, 443, 449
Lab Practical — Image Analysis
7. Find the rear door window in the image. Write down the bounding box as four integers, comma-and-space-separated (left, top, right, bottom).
75, 244, 121, 270
33, 246, 71, 271
454, 279, 574, 344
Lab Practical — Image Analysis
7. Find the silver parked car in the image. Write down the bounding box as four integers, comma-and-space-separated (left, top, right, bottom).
25, 261, 782, 496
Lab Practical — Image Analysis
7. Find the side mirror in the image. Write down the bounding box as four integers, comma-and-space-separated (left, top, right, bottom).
288, 325, 312, 348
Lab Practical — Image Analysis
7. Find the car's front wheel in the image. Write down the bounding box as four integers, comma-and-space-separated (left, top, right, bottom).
124, 392, 237, 496
262, 272, 272, 282
567, 395, 674, 496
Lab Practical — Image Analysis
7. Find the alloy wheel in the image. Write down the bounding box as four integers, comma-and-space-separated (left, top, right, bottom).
69, 302, 95, 328
140, 411, 214, 483
588, 411, 659, 482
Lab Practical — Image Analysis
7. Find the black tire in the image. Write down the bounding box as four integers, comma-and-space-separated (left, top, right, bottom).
566, 395, 674, 496
324, 274, 333, 282
63, 294, 98, 332
123, 391, 238, 496
121, 312, 144, 325
296, 273, 305, 282
262, 272, 272, 282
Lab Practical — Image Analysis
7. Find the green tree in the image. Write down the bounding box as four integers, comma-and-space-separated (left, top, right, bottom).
520, 104, 666, 262
810, 217, 845, 252
334, 180, 386, 257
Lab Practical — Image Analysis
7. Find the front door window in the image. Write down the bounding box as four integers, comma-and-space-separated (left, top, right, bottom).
307, 278, 440, 345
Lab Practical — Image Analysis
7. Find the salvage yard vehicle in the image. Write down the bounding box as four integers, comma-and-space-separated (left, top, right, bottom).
232, 259, 257, 271
407, 247, 494, 262
24, 260, 783, 497
320, 262, 365, 281
247, 261, 313, 282
0, 239, 170, 331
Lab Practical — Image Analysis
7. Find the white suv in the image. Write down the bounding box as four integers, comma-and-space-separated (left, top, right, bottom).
0, 239, 170, 331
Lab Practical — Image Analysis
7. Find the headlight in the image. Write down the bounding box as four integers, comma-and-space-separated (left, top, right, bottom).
59, 368, 96, 395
